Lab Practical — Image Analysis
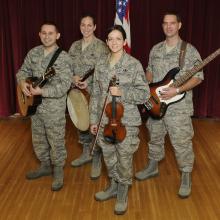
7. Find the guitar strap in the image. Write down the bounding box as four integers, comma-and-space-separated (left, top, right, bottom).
179, 41, 187, 69
36, 47, 62, 87
46, 47, 62, 71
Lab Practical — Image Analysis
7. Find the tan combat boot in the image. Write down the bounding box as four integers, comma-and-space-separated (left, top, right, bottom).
135, 159, 159, 180
71, 146, 92, 167
178, 172, 192, 198
51, 166, 64, 191
90, 149, 102, 180
26, 162, 52, 180
95, 179, 118, 201
114, 183, 129, 215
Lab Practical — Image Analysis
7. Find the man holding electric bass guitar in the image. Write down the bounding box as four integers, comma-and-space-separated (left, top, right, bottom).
16, 22, 72, 191
135, 11, 204, 199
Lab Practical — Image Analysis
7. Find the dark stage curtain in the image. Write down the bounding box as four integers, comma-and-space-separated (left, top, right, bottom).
1, 0, 220, 117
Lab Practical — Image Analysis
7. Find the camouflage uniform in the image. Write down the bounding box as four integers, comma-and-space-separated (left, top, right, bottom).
90, 52, 150, 185
69, 37, 109, 93
16, 45, 72, 167
146, 40, 204, 172
68, 37, 109, 166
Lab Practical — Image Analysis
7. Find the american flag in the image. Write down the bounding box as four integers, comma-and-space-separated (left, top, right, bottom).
114, 0, 131, 53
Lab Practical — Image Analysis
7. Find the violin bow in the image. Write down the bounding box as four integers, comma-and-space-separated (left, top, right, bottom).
90, 91, 110, 155
90, 77, 116, 155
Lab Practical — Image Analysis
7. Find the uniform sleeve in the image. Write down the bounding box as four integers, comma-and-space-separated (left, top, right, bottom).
146, 48, 154, 73
184, 45, 204, 80
121, 61, 150, 105
68, 43, 75, 59
89, 68, 100, 125
87, 42, 109, 92
42, 54, 72, 98
67, 43, 75, 76
16, 51, 33, 83
99, 42, 110, 57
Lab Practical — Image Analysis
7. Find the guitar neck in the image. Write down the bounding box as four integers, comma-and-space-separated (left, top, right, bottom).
32, 76, 47, 88
31, 67, 55, 88
172, 48, 220, 87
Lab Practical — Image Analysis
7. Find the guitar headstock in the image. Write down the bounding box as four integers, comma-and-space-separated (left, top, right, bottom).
44, 67, 56, 79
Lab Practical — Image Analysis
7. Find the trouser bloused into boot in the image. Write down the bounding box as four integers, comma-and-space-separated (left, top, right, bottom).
26, 161, 52, 180
71, 145, 92, 167
114, 183, 129, 215
135, 159, 159, 180
71, 130, 93, 167
90, 147, 102, 180
95, 179, 118, 201
51, 166, 64, 191
178, 172, 192, 198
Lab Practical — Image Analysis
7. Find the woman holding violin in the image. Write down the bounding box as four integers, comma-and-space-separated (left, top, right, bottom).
89, 25, 150, 215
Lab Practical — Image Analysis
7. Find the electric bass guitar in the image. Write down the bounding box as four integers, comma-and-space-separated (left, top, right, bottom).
17, 67, 56, 116
139, 48, 220, 119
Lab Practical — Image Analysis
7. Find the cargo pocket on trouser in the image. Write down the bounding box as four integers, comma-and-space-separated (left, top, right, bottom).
147, 118, 166, 161
116, 127, 140, 185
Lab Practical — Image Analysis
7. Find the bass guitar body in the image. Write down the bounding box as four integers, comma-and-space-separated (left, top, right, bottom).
139, 48, 220, 120
139, 67, 185, 119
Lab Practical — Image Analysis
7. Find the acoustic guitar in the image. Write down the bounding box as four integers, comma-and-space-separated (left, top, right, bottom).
139, 48, 220, 119
17, 67, 56, 116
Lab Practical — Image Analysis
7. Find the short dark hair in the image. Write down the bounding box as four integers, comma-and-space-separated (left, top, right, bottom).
40, 22, 59, 32
107, 25, 127, 40
80, 13, 96, 25
163, 11, 181, 22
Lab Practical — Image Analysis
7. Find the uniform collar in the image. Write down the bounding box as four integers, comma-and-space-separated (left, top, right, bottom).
162, 38, 183, 54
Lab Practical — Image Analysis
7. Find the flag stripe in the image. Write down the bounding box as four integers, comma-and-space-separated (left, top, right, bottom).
114, 0, 131, 53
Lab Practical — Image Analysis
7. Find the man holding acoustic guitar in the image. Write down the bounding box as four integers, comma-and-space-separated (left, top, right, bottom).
135, 11, 204, 198
16, 22, 72, 191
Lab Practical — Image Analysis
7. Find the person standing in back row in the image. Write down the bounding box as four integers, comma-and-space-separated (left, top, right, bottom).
68, 14, 109, 179
135, 11, 204, 198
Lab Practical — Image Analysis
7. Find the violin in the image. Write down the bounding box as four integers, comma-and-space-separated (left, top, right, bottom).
103, 76, 126, 144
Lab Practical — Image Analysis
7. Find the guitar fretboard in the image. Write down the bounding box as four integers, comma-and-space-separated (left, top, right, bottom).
32, 76, 45, 88
171, 48, 220, 87
32, 67, 55, 88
